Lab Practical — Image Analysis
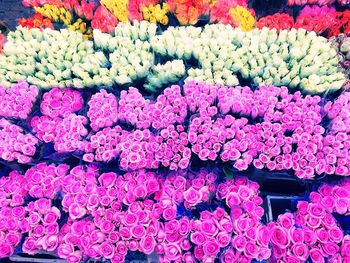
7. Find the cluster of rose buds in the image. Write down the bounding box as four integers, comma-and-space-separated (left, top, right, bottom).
0, 81, 38, 119
87, 89, 118, 131
0, 118, 38, 163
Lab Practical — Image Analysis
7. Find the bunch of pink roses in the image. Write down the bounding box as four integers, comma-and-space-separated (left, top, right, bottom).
87, 89, 118, 131
0, 118, 38, 163
0, 170, 28, 207
0, 81, 38, 119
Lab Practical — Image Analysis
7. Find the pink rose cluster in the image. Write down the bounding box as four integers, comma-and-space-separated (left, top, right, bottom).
87, 89, 118, 131
0, 170, 28, 207
0, 81, 38, 119
217, 177, 271, 262
16, 81, 350, 179
267, 180, 350, 263
0, 118, 38, 163
40, 87, 83, 118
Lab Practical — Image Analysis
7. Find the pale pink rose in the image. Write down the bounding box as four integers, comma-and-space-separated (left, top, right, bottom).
134, 185, 147, 199
310, 248, 325, 263
221, 248, 235, 263
297, 201, 309, 215
219, 218, 233, 233
194, 246, 204, 260
45, 235, 59, 251
278, 212, 294, 229
190, 232, 207, 245
270, 225, 290, 249
98, 172, 116, 188
226, 192, 241, 207
140, 235, 156, 255
99, 242, 115, 259
183, 187, 202, 206
232, 235, 247, 252
244, 241, 259, 259
164, 243, 181, 260
308, 204, 326, 218
257, 225, 271, 246
321, 196, 335, 212
131, 225, 146, 239
310, 192, 322, 203
22, 237, 37, 255
43, 211, 59, 225
233, 216, 250, 233
291, 244, 309, 261
57, 243, 74, 259
178, 217, 191, 236
322, 242, 339, 256
180, 239, 192, 251
203, 240, 220, 256
290, 227, 304, 243
5, 232, 21, 246
68, 203, 86, 220
116, 241, 128, 255
217, 232, 231, 248
200, 220, 218, 237
162, 207, 177, 221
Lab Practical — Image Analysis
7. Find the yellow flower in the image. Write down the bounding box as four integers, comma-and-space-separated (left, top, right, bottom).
101, 0, 129, 22
229, 6, 255, 32
142, 3, 169, 25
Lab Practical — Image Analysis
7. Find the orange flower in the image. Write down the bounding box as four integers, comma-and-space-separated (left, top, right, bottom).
188, 6, 200, 24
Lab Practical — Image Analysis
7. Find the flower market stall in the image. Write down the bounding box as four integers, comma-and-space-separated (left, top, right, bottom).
0, 0, 350, 262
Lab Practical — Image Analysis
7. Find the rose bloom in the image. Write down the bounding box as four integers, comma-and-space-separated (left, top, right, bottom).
203, 240, 220, 256
140, 235, 156, 255
291, 244, 309, 261
200, 219, 218, 237
183, 187, 202, 206
164, 243, 182, 261
244, 241, 259, 259
270, 225, 290, 249
310, 248, 325, 263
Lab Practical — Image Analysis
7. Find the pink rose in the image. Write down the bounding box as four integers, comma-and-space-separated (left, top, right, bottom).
131, 225, 146, 239
291, 244, 309, 261
28, 212, 41, 225
200, 211, 212, 221
310, 248, 325, 263
163, 207, 177, 221
57, 243, 74, 259
316, 229, 329, 243
140, 235, 156, 255
217, 232, 231, 248
173, 176, 186, 189
134, 185, 147, 199
147, 220, 160, 236
178, 217, 190, 236
304, 229, 317, 246
203, 240, 220, 256
123, 213, 138, 226
335, 198, 348, 214
192, 178, 205, 189
0, 242, 13, 258
257, 225, 271, 246
190, 232, 207, 245
233, 216, 249, 233
321, 196, 335, 212
43, 211, 59, 225
146, 179, 159, 193
22, 237, 37, 255
194, 246, 204, 260
221, 248, 235, 263
100, 242, 115, 259
5, 232, 21, 246
34, 198, 51, 214
219, 218, 233, 233
278, 212, 294, 229
213, 208, 226, 220
297, 201, 309, 215
244, 241, 259, 259
45, 235, 59, 251
238, 185, 252, 200
33, 225, 45, 236
242, 200, 255, 213
341, 236, 350, 257
333, 187, 349, 199
98, 172, 116, 188
231, 207, 242, 219
308, 204, 326, 218
129, 240, 138, 251
322, 242, 339, 256
290, 227, 304, 243
270, 225, 289, 249
232, 235, 247, 252
226, 192, 241, 207
310, 192, 322, 203
180, 239, 192, 251
164, 243, 181, 260
323, 213, 337, 228
201, 220, 218, 237
246, 227, 257, 240
12, 206, 26, 219
116, 241, 128, 255
183, 187, 202, 206
305, 215, 321, 229
183, 252, 196, 263
68, 203, 86, 220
